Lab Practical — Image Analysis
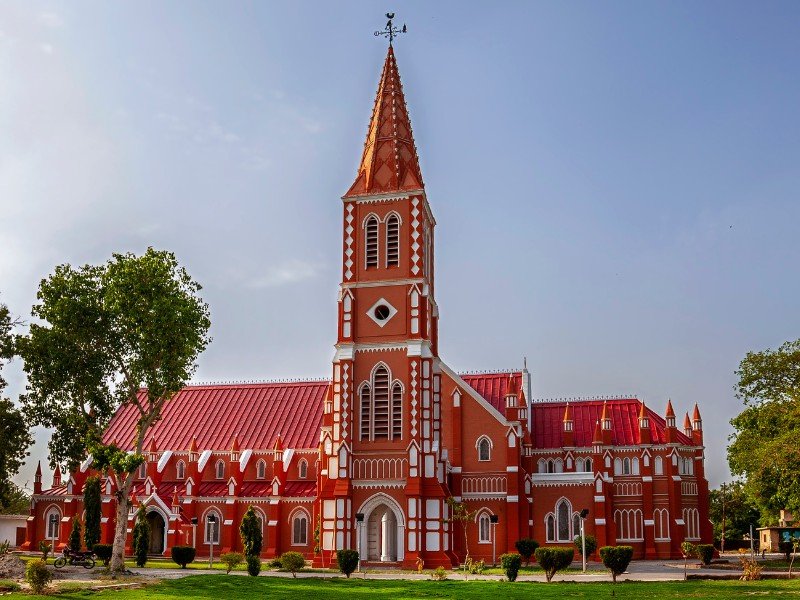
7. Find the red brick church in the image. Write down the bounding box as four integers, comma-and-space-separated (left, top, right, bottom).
25, 44, 711, 566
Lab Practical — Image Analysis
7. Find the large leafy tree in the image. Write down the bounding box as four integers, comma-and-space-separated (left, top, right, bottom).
728, 339, 800, 520
0, 300, 33, 511
709, 480, 760, 542
18, 248, 210, 573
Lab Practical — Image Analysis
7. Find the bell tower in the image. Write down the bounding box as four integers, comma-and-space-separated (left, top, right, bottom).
317, 38, 453, 568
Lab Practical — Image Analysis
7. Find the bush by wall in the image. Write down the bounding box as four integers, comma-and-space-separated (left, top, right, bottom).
500, 553, 522, 582
574, 534, 597, 558
170, 546, 196, 568
696, 544, 715, 565
220, 551, 244, 573
514, 539, 539, 566
534, 546, 574, 582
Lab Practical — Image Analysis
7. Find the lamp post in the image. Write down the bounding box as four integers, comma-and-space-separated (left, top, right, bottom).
207, 514, 216, 569
355, 513, 365, 573
489, 515, 499, 566
579, 509, 590, 573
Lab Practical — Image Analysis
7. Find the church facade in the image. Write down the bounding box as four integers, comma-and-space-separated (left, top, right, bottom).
24, 46, 711, 566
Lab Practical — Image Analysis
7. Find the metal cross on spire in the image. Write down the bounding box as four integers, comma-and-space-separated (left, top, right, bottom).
374, 12, 407, 46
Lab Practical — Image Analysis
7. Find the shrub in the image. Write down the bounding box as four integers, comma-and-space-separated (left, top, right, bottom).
83, 476, 102, 551
170, 546, 197, 568
25, 558, 52, 594
514, 538, 539, 566
696, 544, 714, 565
38, 540, 51, 561
336, 549, 359, 578
93, 544, 114, 567
431, 565, 448, 580
599, 545, 634, 583
280, 551, 306, 578
267, 558, 282, 569
239, 506, 263, 559
574, 534, 597, 558
681, 541, 697, 558
738, 550, 763, 581
246, 555, 261, 577
535, 546, 574, 582
500, 553, 522, 582
69, 516, 82, 552
0, 540, 8, 555
220, 551, 244, 574
779, 541, 793, 561
132, 506, 150, 567
467, 558, 485, 575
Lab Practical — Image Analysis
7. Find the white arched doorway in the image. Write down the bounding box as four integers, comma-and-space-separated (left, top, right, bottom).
145, 507, 168, 555
357, 493, 405, 563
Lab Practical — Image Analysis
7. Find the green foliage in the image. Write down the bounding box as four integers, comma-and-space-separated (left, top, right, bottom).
246, 554, 261, 576
39, 540, 51, 561
336, 549, 359, 578
0, 540, 9, 555
728, 340, 800, 519
464, 557, 485, 574
500, 553, 522, 582
69, 516, 82, 551
430, 565, 448, 580
267, 558, 282, 569
93, 544, 113, 567
709, 481, 761, 543
84, 476, 102, 550
220, 551, 244, 574
239, 506, 263, 558
599, 546, 634, 583
132, 506, 150, 567
697, 544, 715, 565
280, 551, 306, 578
682, 541, 698, 558
534, 546, 574, 582
445, 497, 478, 564
170, 546, 196, 568
514, 538, 539, 565
25, 558, 52, 593
574, 534, 597, 558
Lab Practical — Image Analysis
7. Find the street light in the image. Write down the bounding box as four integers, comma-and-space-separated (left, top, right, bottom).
355, 513, 365, 574
579, 509, 590, 573
207, 514, 217, 569
490, 515, 499, 566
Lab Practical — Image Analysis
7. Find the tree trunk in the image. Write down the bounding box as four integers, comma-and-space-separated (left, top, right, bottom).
109, 470, 135, 574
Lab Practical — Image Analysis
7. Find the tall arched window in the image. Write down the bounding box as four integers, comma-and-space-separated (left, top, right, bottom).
556, 499, 572, 541
391, 383, 403, 440
576, 458, 584, 472
292, 510, 309, 545
632, 457, 640, 476
176, 460, 186, 480
623, 457, 631, 475
256, 459, 266, 479
45, 506, 61, 540
298, 459, 308, 479
365, 216, 379, 268
584, 457, 593, 472
359, 365, 402, 441
205, 509, 221, 544
614, 458, 622, 476
538, 458, 547, 473
478, 513, 491, 543
546, 514, 556, 542
654, 508, 670, 540
554, 458, 564, 473
215, 460, 225, 480
654, 456, 663, 475
386, 214, 399, 267
477, 437, 491, 461
359, 383, 371, 440
138, 462, 147, 479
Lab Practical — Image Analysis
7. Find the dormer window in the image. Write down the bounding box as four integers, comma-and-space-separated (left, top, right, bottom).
298, 459, 308, 479
176, 460, 186, 480
138, 462, 147, 479
256, 459, 266, 479
215, 459, 225, 480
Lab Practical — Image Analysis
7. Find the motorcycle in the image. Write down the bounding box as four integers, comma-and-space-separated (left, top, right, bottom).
53, 547, 96, 569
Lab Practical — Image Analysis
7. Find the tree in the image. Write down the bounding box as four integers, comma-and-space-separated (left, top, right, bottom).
534, 547, 574, 582
599, 546, 633, 583
445, 497, 478, 570
0, 483, 31, 515
239, 506, 263, 558
0, 301, 33, 511
575, 534, 597, 558
132, 505, 150, 567
17, 248, 211, 573
709, 480, 760, 543
280, 551, 305, 578
69, 517, 82, 552
728, 339, 800, 520
514, 538, 539, 566
83, 476, 102, 551
336, 549, 359, 578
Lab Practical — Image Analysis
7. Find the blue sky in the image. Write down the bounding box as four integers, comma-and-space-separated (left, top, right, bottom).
1, 1, 799, 489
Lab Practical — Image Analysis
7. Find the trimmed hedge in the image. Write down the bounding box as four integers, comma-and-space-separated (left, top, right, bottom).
336, 549, 359, 578
574, 534, 597, 558
696, 544, 714, 565
599, 545, 634, 583
280, 551, 306, 578
514, 539, 539, 566
534, 546, 574, 582
171, 546, 197, 568
246, 555, 261, 576
500, 553, 522, 582
92, 544, 113, 567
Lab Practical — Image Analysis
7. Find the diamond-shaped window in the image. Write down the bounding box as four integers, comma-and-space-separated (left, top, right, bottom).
367, 298, 398, 328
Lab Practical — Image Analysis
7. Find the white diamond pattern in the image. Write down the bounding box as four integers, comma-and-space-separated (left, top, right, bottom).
411, 361, 418, 437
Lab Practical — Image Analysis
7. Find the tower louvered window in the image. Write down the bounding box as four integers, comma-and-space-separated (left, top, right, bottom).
386, 215, 399, 267
360, 384, 371, 440
365, 216, 378, 268
391, 382, 402, 440
372, 366, 390, 439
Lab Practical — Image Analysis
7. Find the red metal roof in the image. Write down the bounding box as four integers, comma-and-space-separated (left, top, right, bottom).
460, 372, 524, 415
241, 482, 272, 497
285, 481, 316, 497
103, 381, 329, 452
532, 399, 693, 448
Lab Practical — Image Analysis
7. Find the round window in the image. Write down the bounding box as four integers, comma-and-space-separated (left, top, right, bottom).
373, 305, 391, 321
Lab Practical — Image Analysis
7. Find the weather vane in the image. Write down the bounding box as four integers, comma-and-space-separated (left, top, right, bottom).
374, 12, 407, 46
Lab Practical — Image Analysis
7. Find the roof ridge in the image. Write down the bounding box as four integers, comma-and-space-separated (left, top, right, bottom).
183, 378, 332, 387
532, 395, 639, 404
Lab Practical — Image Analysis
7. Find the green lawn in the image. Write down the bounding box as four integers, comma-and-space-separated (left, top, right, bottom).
9, 575, 800, 599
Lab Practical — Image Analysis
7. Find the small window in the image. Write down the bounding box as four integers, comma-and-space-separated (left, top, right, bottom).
256, 459, 266, 480
365, 216, 379, 268
546, 514, 555, 542
478, 438, 491, 461
576, 458, 584, 472
654, 456, 664, 476
205, 511, 221, 544
386, 214, 400, 267
298, 460, 308, 479
138, 462, 147, 479
538, 459, 547, 473
623, 457, 631, 475
584, 457, 593, 472
547, 459, 555, 474
478, 514, 491, 543
45, 508, 61, 540
215, 460, 225, 480
176, 460, 186, 480
292, 513, 308, 545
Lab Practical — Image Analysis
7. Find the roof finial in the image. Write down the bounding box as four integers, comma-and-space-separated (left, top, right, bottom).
374, 12, 407, 46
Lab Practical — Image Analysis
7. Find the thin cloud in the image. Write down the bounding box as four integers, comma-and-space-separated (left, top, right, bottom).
246, 259, 322, 289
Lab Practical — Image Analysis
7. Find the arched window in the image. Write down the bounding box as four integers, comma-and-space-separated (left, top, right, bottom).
365, 216, 379, 268
204, 509, 221, 544
546, 514, 556, 542
256, 459, 266, 479
556, 499, 572, 542
478, 513, 491, 543
547, 459, 555, 474
215, 460, 225, 480
138, 462, 147, 479
391, 382, 403, 440
45, 506, 61, 540
632, 457, 640, 476
614, 458, 622, 476
292, 511, 308, 545
554, 458, 564, 473
359, 365, 402, 441
359, 383, 371, 440
298, 459, 308, 479
477, 437, 491, 462
575, 458, 584, 472
614, 509, 644, 541
654, 508, 670, 541
538, 459, 547, 473
622, 457, 631, 475
176, 460, 186, 480
386, 214, 400, 267
584, 457, 593, 472
572, 512, 581, 539
654, 456, 663, 475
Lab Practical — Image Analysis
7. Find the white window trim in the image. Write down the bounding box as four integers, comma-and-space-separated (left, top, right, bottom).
364, 214, 380, 269
385, 213, 401, 268
476, 436, 492, 462
176, 460, 186, 480
477, 512, 492, 544
45, 506, 62, 540
203, 508, 222, 545
256, 459, 266, 480
215, 459, 225, 480
289, 508, 310, 546
298, 459, 308, 479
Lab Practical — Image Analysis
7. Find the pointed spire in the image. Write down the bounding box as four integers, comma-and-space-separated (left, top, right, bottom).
683, 412, 693, 434
230, 436, 240, 453
517, 386, 526, 406
693, 403, 702, 422
53, 467, 62, 487
345, 45, 424, 197
35, 461, 42, 477
506, 374, 518, 396
601, 401, 612, 430
188, 437, 198, 453
638, 401, 646, 421
563, 402, 572, 423
148, 436, 157, 453
592, 419, 603, 444
665, 399, 675, 418
274, 435, 283, 453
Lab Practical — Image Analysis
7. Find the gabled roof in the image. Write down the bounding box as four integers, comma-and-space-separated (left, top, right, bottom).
345, 45, 424, 197
531, 399, 693, 448
460, 372, 524, 416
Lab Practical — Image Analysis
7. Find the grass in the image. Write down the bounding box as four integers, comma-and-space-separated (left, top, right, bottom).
6, 575, 800, 599
0, 578, 21, 592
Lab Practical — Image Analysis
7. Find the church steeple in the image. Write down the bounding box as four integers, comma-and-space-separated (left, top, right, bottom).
345, 46, 424, 197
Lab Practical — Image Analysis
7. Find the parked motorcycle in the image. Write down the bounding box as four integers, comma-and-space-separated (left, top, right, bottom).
53, 547, 96, 569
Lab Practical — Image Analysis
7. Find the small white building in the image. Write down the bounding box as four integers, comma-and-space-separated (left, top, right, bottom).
0, 515, 27, 548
